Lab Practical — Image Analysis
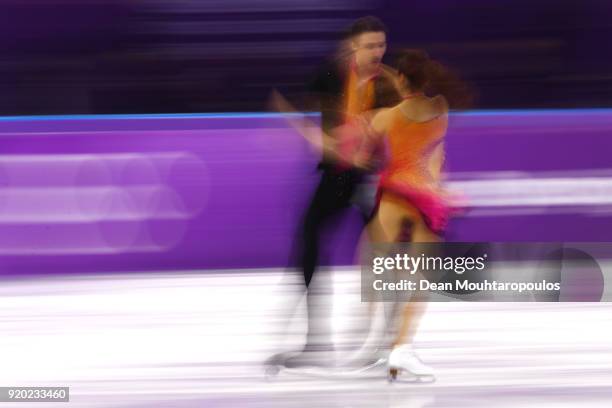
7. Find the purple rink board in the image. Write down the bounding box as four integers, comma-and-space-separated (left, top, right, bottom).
0, 110, 611, 276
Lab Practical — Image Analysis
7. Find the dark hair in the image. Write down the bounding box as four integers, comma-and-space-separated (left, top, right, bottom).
373, 71, 403, 109
396, 49, 473, 109
349, 16, 387, 38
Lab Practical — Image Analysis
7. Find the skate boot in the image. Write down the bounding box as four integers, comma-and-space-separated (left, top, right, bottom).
282, 343, 335, 369
264, 351, 295, 377
387, 345, 435, 383
264, 344, 335, 378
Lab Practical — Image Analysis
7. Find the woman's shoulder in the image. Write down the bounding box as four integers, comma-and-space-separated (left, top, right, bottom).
371, 105, 400, 133
414, 95, 448, 121
432, 95, 449, 115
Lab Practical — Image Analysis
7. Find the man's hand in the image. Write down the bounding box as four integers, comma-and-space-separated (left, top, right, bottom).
352, 150, 374, 171
269, 89, 293, 113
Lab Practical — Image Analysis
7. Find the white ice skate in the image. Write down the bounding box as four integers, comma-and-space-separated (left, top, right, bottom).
264, 349, 336, 379
387, 345, 435, 383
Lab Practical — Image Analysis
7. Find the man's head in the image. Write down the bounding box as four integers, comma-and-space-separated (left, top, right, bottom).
349, 16, 387, 72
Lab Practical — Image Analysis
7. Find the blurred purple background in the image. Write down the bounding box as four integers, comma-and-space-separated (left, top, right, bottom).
1, 110, 611, 275
1, 0, 612, 115
2, 1, 612, 275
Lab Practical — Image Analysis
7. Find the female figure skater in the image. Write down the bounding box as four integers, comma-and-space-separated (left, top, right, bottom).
366, 49, 470, 381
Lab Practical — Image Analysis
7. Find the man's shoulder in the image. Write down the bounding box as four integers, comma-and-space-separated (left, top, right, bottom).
310, 59, 347, 94
314, 58, 347, 80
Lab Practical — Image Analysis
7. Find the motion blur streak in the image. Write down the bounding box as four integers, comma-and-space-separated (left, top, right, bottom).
0, 270, 611, 407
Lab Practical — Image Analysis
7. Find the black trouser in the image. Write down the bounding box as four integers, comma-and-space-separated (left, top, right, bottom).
291, 168, 364, 350
300, 168, 366, 287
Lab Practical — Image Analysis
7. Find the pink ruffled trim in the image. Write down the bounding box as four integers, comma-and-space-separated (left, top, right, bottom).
377, 179, 453, 234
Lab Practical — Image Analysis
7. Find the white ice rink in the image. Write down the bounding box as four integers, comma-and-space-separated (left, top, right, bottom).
1, 269, 612, 407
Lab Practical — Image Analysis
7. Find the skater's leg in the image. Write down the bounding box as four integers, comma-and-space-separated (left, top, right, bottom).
266, 173, 344, 369
340, 218, 388, 366
300, 173, 344, 287
375, 193, 438, 379
342, 200, 404, 365
283, 173, 349, 367
392, 293, 428, 347
392, 216, 439, 347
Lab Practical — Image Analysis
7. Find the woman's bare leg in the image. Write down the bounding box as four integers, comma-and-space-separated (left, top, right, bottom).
375, 195, 440, 348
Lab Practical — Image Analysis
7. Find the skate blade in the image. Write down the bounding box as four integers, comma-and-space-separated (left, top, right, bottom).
387, 368, 436, 384
264, 364, 327, 381
269, 363, 387, 380
264, 364, 281, 379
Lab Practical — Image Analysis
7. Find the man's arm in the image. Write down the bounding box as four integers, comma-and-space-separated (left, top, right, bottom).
351, 108, 391, 171
270, 89, 340, 159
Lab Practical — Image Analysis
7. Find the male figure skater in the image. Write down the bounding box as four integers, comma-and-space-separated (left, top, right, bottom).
269, 16, 400, 369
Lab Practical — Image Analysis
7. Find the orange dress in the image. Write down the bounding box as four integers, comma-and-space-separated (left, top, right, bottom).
377, 107, 450, 233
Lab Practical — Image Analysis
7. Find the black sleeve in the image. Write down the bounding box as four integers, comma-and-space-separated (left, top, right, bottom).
306, 64, 336, 108
306, 62, 345, 132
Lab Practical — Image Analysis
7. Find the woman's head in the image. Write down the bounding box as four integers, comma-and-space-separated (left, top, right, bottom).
394, 49, 473, 108
395, 49, 430, 92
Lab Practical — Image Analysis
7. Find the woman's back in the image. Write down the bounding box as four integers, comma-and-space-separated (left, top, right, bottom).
382, 96, 448, 188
